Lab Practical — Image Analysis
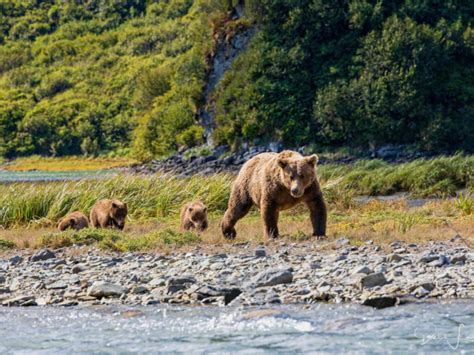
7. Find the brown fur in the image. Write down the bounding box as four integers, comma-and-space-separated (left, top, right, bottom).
180, 201, 208, 232
221, 150, 327, 239
90, 199, 128, 230
57, 211, 89, 231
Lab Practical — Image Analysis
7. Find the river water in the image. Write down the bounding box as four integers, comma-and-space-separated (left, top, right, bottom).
0, 169, 117, 183
0, 301, 472, 353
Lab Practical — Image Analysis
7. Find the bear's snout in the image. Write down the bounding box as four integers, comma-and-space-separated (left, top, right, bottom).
290, 186, 303, 198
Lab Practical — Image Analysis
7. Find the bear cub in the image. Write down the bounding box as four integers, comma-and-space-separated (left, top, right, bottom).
90, 199, 128, 230
57, 211, 89, 231
180, 201, 208, 232
221, 150, 327, 239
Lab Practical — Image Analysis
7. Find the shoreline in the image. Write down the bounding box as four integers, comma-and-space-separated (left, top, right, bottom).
1, 239, 472, 309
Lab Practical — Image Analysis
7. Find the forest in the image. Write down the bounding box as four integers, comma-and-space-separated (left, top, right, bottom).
0, 0, 473, 160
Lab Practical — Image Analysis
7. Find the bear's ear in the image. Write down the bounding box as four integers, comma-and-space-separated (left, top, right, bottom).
203, 206, 207, 212
306, 154, 318, 167
70, 218, 76, 227
278, 158, 288, 169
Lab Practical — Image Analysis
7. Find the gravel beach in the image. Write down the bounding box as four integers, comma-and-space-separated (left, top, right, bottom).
1, 238, 472, 309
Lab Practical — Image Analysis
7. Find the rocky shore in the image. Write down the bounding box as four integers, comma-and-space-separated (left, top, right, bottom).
128, 145, 436, 176
1, 238, 472, 309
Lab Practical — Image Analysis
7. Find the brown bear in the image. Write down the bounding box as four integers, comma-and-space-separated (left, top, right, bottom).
90, 199, 128, 230
221, 150, 327, 239
57, 211, 89, 231
180, 201, 208, 232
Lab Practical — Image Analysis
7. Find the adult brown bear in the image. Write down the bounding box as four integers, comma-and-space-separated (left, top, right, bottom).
221, 150, 327, 239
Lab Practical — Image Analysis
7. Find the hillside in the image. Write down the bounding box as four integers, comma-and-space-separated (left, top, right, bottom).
0, 0, 473, 160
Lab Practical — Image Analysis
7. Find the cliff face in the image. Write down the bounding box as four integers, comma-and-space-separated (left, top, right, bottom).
198, 5, 255, 145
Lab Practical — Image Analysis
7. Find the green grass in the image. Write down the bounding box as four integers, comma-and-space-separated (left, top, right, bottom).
40, 228, 201, 252
0, 239, 15, 250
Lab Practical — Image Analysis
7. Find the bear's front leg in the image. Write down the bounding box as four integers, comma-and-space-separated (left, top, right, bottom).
221, 199, 253, 239
306, 193, 327, 238
261, 201, 279, 239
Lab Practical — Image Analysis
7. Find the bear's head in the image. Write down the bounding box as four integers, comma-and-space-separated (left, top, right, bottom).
58, 217, 75, 231
187, 202, 208, 232
110, 200, 128, 230
278, 153, 318, 198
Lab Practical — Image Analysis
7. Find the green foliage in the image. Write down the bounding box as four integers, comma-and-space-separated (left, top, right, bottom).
0, 0, 220, 159
0, 0, 473, 159
214, 0, 474, 152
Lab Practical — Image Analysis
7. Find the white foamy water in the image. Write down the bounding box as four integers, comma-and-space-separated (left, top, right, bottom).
0, 301, 473, 353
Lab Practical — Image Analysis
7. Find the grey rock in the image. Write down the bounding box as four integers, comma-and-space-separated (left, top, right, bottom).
46, 281, 68, 290
9, 278, 20, 291
336, 238, 349, 248
414, 286, 431, 297
255, 246, 266, 257
419, 253, 439, 263
360, 273, 388, 288
72, 264, 87, 273
167, 276, 196, 294
30, 249, 56, 262
88, 281, 127, 298
362, 296, 397, 309
2, 295, 35, 306
148, 278, 166, 287
354, 266, 373, 275
387, 254, 403, 262
9, 256, 23, 266
248, 268, 293, 288
419, 282, 435, 291
131, 286, 149, 294
451, 254, 466, 264
429, 255, 449, 267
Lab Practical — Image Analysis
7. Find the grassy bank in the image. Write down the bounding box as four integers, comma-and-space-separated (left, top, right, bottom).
0, 155, 472, 251
0, 198, 472, 252
2, 156, 136, 172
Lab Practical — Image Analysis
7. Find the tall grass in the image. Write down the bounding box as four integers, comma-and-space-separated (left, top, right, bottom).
318, 154, 473, 197
0, 174, 233, 228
